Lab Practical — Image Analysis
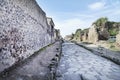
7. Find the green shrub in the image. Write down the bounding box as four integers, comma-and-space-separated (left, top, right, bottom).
110, 45, 115, 48
109, 29, 118, 36
94, 17, 108, 26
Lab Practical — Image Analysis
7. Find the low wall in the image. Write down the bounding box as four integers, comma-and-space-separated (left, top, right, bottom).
0, 0, 52, 72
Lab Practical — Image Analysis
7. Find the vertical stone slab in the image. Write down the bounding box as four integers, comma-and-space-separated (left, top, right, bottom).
116, 32, 120, 46
88, 24, 99, 43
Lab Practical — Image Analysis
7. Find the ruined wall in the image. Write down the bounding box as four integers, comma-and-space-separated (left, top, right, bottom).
82, 32, 88, 42
116, 32, 120, 46
72, 29, 83, 42
88, 24, 99, 43
0, 0, 52, 72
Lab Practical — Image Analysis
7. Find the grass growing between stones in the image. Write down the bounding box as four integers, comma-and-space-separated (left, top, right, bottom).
101, 41, 120, 52
109, 43, 120, 52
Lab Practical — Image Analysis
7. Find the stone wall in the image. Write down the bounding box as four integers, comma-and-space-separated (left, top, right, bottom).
0, 0, 53, 72
54, 29, 61, 41
88, 24, 99, 43
47, 17, 55, 43
116, 31, 120, 46
82, 32, 88, 42
72, 29, 83, 42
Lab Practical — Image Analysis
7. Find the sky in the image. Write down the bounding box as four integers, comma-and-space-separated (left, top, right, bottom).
36, 0, 120, 37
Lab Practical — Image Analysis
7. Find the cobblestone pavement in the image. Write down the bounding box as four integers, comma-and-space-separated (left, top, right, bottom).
56, 42, 120, 80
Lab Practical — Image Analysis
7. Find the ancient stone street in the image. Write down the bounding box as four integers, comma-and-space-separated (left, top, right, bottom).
0, 0, 120, 80
56, 42, 120, 80
0, 42, 61, 80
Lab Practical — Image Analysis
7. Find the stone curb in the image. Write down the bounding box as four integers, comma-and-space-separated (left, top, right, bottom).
0, 42, 55, 78
74, 42, 120, 65
48, 41, 63, 80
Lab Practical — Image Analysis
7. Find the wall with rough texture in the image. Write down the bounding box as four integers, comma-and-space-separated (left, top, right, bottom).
47, 17, 55, 43
72, 29, 83, 42
116, 32, 120, 46
82, 32, 88, 42
0, 0, 52, 72
88, 24, 99, 43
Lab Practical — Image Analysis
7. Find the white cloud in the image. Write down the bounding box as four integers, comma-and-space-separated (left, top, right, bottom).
88, 2, 105, 10
54, 8, 120, 37
52, 0, 120, 37
55, 18, 91, 37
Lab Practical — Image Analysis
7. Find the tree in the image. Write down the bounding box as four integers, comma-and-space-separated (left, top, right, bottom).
95, 17, 108, 26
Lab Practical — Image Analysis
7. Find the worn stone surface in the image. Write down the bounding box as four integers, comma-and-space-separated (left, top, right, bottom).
82, 31, 88, 42
116, 31, 120, 46
0, 0, 53, 72
0, 41, 62, 80
47, 17, 55, 43
54, 29, 61, 41
88, 24, 99, 43
56, 42, 120, 80
88, 24, 109, 42
98, 28, 110, 40
78, 42, 120, 65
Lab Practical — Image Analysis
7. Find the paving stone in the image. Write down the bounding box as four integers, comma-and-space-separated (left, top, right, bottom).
57, 42, 120, 80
